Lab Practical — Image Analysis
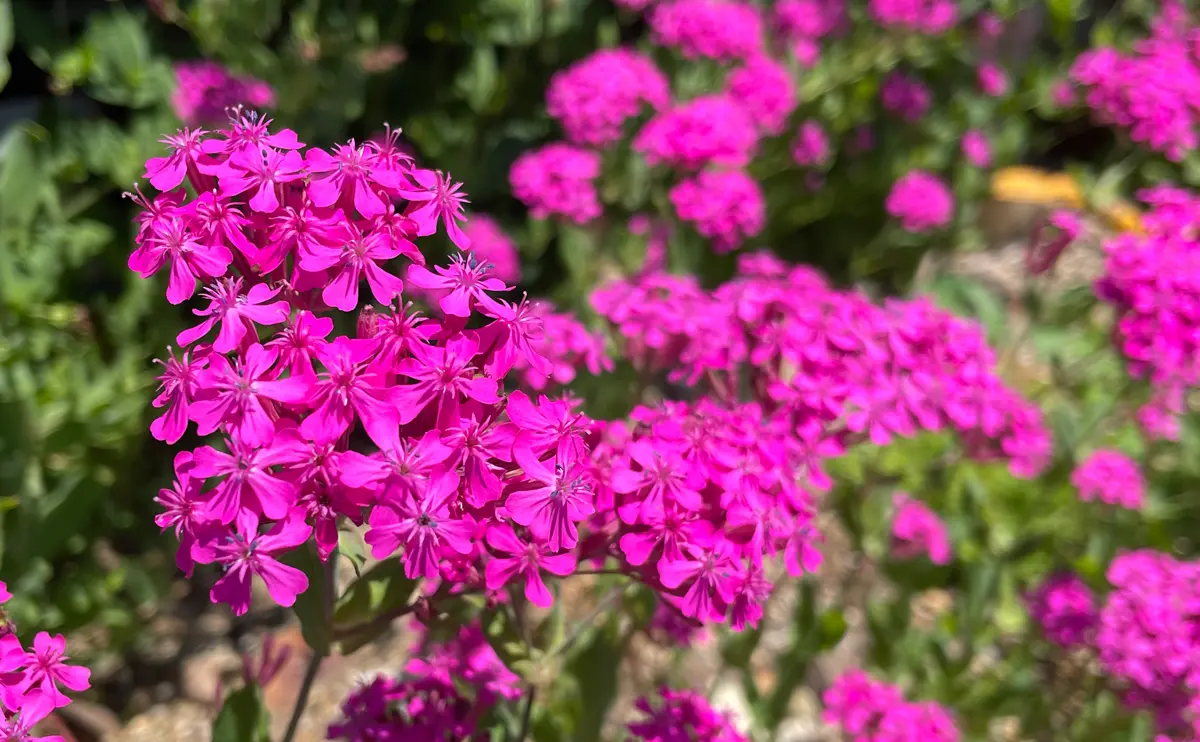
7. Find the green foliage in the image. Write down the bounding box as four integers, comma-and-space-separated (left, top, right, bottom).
212, 684, 272, 742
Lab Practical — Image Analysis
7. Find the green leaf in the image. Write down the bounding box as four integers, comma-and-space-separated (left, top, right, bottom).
457, 45, 498, 113
332, 574, 420, 655
211, 685, 271, 742
281, 544, 330, 656
0, 0, 12, 91
564, 614, 627, 742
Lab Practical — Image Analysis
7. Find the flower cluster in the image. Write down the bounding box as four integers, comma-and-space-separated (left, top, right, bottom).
133, 116, 618, 617
669, 169, 765, 253
509, 143, 603, 224
546, 49, 671, 147
1025, 572, 1097, 649
961, 130, 991, 167
172, 61, 275, 125
773, 0, 845, 65
890, 492, 952, 566
725, 55, 797, 136
1071, 4, 1200, 161
1094, 186, 1200, 432
0, 581, 91, 739
592, 253, 1051, 481
881, 72, 933, 122
328, 621, 522, 740
627, 687, 748, 742
634, 95, 760, 170
1070, 450, 1146, 510
461, 214, 521, 285
791, 120, 832, 169
516, 301, 612, 391
822, 669, 959, 742
868, 0, 956, 34
1096, 550, 1200, 739
886, 170, 955, 232
647, 0, 764, 62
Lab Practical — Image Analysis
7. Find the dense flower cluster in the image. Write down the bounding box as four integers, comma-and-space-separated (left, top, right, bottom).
328, 621, 521, 740
961, 130, 991, 167
1094, 187, 1200, 432
1026, 572, 1097, 648
890, 492, 952, 565
627, 687, 748, 742
516, 301, 612, 391
1071, 3, 1200, 161
509, 143, 603, 223
634, 95, 760, 170
773, 0, 845, 65
823, 670, 959, 741
791, 120, 831, 168
868, 0, 956, 34
886, 170, 954, 232
546, 49, 671, 147
0, 581, 91, 739
725, 55, 797, 136
133, 116, 621, 617
881, 72, 932, 122
1097, 550, 1200, 739
1070, 450, 1146, 510
976, 62, 1009, 97
461, 214, 521, 285
593, 253, 1051, 485
648, 0, 764, 62
669, 169, 766, 253
172, 61, 274, 125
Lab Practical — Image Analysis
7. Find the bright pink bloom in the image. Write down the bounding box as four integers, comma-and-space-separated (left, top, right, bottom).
176, 279, 291, 353
546, 49, 670, 146
890, 492, 952, 565
886, 170, 954, 232
1071, 449, 1146, 510
483, 524, 576, 608
193, 511, 313, 615
364, 473, 475, 577
191, 437, 298, 523
128, 218, 232, 305
509, 144, 603, 224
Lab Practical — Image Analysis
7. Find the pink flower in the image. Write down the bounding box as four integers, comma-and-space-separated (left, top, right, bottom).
305, 141, 402, 218
483, 524, 577, 608
176, 278, 290, 353
868, 0, 956, 33
669, 169, 765, 253
192, 437, 298, 523
635, 95, 759, 170
648, 0, 764, 61
886, 170, 954, 232
149, 347, 209, 444
190, 343, 312, 446
407, 252, 509, 318
1026, 572, 1097, 648
364, 472, 475, 577
890, 492, 952, 565
977, 62, 1009, 97
726, 55, 797, 135
299, 337, 399, 450
546, 49, 670, 146
5, 633, 91, 709
298, 220, 408, 311
505, 447, 595, 550
193, 511, 313, 615
509, 144, 603, 224
128, 218, 232, 305
880, 72, 931, 122
216, 146, 306, 214
393, 336, 500, 428
961, 130, 991, 167
628, 687, 748, 742
462, 215, 522, 284
172, 61, 275, 125
1071, 449, 1146, 510
394, 169, 471, 249
791, 120, 831, 168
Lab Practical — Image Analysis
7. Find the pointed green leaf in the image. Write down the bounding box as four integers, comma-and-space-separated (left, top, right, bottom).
212, 685, 271, 742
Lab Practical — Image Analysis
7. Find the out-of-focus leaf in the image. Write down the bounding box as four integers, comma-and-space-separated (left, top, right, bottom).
457, 45, 498, 113
211, 685, 271, 742
0, 0, 12, 91
333, 558, 420, 654
281, 544, 330, 656
564, 613, 626, 742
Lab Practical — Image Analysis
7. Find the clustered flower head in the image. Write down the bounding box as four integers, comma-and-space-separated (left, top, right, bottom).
461, 214, 522, 285
627, 687, 748, 742
132, 115, 622, 618
823, 669, 960, 741
881, 72, 933, 122
1025, 572, 1097, 648
648, 0, 764, 62
515, 301, 613, 391
509, 143, 603, 224
890, 492, 952, 565
1096, 550, 1200, 739
868, 0, 957, 34
791, 120, 832, 168
773, 0, 845, 65
961, 130, 991, 167
1070, 450, 1146, 510
328, 622, 519, 740
669, 169, 766, 253
546, 49, 671, 147
172, 61, 275, 126
0, 581, 91, 739
977, 62, 1009, 97
1071, 4, 1200, 161
1094, 186, 1200, 432
634, 94, 760, 171
886, 170, 955, 232
725, 55, 798, 136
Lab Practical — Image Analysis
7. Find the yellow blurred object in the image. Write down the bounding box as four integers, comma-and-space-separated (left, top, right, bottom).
991, 166, 1085, 208
991, 166, 1145, 234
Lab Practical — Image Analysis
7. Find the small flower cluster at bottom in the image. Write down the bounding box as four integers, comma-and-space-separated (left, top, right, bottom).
0, 581, 91, 741
823, 669, 959, 742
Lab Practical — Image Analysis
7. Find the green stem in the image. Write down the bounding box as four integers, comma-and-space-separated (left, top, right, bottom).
282, 554, 336, 742
516, 686, 536, 742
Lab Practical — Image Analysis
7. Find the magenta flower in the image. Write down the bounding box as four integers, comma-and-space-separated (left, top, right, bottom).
393, 336, 500, 427
267, 310, 334, 376
216, 145, 306, 213
0, 689, 59, 740
6, 633, 91, 708
363, 473, 475, 577
658, 542, 738, 622
886, 170, 954, 232
143, 127, 209, 191
505, 447, 595, 551
305, 141, 402, 218
128, 218, 232, 305
191, 437, 298, 523
1071, 449, 1146, 510
339, 431, 453, 505
395, 169, 470, 249
298, 220, 407, 311
176, 278, 291, 353
154, 451, 206, 576
483, 524, 576, 608
193, 511, 313, 615
149, 346, 209, 444
890, 492, 952, 565
190, 343, 312, 446
407, 253, 509, 318
299, 337, 399, 450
